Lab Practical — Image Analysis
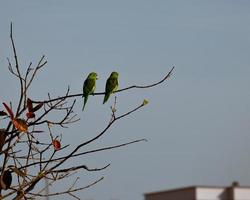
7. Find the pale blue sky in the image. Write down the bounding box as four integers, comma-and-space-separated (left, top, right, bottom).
1, 1, 250, 200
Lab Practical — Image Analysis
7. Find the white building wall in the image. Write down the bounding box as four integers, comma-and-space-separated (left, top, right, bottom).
196, 188, 227, 200
234, 188, 250, 200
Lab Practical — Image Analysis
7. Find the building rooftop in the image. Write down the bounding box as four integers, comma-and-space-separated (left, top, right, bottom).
144, 182, 250, 200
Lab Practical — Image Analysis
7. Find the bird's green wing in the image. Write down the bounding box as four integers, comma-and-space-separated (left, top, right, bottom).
83, 78, 96, 96
103, 77, 118, 104
82, 78, 96, 111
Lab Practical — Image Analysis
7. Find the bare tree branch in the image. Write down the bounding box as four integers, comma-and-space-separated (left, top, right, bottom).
0, 23, 173, 199
31, 66, 174, 104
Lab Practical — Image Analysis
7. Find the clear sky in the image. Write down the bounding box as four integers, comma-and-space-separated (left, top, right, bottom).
1, 1, 250, 200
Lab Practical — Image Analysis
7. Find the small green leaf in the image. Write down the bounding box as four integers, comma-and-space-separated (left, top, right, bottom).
142, 99, 149, 106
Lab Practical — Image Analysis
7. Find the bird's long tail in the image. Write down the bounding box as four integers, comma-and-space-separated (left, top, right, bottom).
82, 96, 88, 111
103, 93, 110, 104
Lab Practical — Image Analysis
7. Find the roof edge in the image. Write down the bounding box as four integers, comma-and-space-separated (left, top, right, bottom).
144, 185, 250, 196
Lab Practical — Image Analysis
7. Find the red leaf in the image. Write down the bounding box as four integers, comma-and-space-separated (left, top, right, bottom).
26, 112, 35, 119
27, 98, 33, 112
32, 103, 43, 112
12, 118, 28, 133
2, 103, 14, 119
52, 140, 61, 150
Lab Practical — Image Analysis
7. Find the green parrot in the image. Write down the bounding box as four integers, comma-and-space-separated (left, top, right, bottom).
103, 71, 119, 104
82, 72, 98, 111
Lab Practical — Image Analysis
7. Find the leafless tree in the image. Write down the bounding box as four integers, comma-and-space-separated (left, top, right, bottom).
0, 23, 174, 199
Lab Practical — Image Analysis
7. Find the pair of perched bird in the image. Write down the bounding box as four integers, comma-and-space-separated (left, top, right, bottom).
82, 71, 119, 111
